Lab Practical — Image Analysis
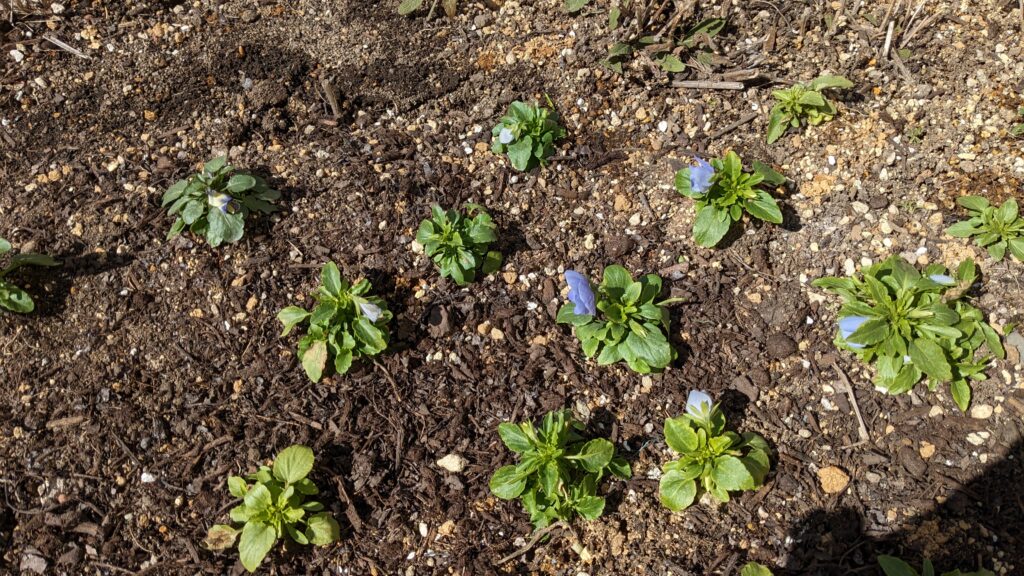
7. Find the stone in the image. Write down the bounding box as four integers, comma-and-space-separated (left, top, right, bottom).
766, 333, 797, 359
969, 404, 993, 419
731, 375, 759, 402
897, 446, 927, 476
436, 454, 468, 473
818, 466, 850, 494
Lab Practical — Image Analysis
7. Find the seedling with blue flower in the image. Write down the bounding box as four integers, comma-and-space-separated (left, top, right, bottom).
556, 265, 680, 373
204, 445, 340, 573
0, 237, 58, 314
415, 204, 502, 286
489, 410, 631, 529
878, 555, 994, 576
813, 256, 1004, 411
162, 156, 280, 248
278, 262, 392, 383
659, 391, 770, 512
945, 196, 1024, 262
491, 100, 566, 171
766, 75, 853, 144
675, 152, 787, 248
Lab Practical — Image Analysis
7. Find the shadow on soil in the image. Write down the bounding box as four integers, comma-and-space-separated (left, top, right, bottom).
780, 438, 1024, 575
14, 250, 134, 317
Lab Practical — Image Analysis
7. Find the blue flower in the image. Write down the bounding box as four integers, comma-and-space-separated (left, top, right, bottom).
929, 274, 955, 285
207, 192, 232, 213
689, 157, 715, 195
685, 390, 713, 421
499, 127, 515, 145
838, 315, 869, 349
564, 270, 596, 316
359, 301, 382, 322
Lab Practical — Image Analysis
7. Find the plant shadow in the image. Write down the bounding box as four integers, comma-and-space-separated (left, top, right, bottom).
5, 249, 135, 318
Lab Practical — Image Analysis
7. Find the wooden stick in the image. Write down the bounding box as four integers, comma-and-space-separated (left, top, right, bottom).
495, 521, 568, 565
832, 362, 870, 444
672, 80, 745, 90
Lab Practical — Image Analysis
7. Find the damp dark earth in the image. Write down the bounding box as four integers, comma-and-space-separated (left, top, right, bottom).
2, 1, 1024, 575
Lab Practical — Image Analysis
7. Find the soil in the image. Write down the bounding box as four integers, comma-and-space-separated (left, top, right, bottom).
2, 0, 1024, 575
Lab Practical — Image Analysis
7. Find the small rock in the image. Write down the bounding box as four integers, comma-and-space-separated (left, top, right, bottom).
141, 472, 156, 483
966, 432, 986, 446
731, 375, 759, 402
20, 554, 47, 575
435, 454, 468, 473
613, 194, 631, 212
919, 441, 936, 459
766, 333, 797, 359
897, 446, 927, 476
928, 405, 944, 418
9, 49, 24, 63
604, 235, 634, 258
438, 520, 456, 536
818, 466, 850, 494
1006, 331, 1024, 363
969, 404, 993, 419
489, 327, 505, 341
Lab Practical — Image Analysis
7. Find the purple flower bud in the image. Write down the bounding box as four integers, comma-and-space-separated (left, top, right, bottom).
499, 127, 514, 145
685, 390, 713, 421
689, 157, 715, 195
359, 301, 382, 323
208, 192, 232, 213
838, 315, 869, 349
928, 274, 955, 285
564, 270, 596, 316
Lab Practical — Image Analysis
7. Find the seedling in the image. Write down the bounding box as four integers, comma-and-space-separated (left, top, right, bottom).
278, 262, 392, 383
415, 204, 502, 285
813, 256, 1004, 411
489, 410, 631, 529
741, 563, 774, 576
491, 100, 566, 171
0, 236, 58, 313
556, 265, 680, 373
767, 75, 853, 144
945, 196, 1024, 261
1011, 106, 1024, 137
162, 156, 280, 248
878, 555, 994, 576
397, 0, 456, 18
659, 391, 770, 511
674, 152, 787, 248
204, 445, 340, 573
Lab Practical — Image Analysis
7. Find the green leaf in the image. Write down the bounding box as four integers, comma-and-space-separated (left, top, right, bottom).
574, 495, 605, 520
945, 220, 979, 237
752, 161, 787, 185
353, 316, 387, 352
657, 54, 686, 73
226, 174, 256, 193
956, 196, 990, 212
278, 306, 310, 336
321, 262, 343, 296
950, 380, 971, 412
659, 470, 697, 511
238, 522, 277, 573
909, 338, 952, 381
273, 445, 314, 484
0, 281, 35, 313
766, 108, 790, 144
302, 340, 329, 383
204, 524, 239, 550
243, 483, 273, 511
305, 513, 340, 546
996, 198, 1019, 223
848, 317, 890, 346
746, 191, 783, 224
798, 91, 826, 107
489, 465, 526, 499
204, 156, 228, 174
693, 205, 732, 247
227, 476, 248, 498
397, 0, 423, 15
564, 0, 591, 12
602, 264, 633, 294
507, 136, 534, 171
877, 555, 919, 576
664, 416, 698, 453
0, 238, 9, 254
575, 439, 614, 473
498, 423, 533, 453
712, 455, 754, 491
808, 75, 854, 90
1008, 238, 1024, 261
741, 562, 775, 576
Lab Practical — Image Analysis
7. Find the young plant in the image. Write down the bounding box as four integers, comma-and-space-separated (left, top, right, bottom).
741, 563, 774, 576
278, 262, 392, 383
1011, 106, 1024, 137
556, 265, 679, 373
415, 204, 502, 285
489, 410, 631, 529
813, 256, 1005, 411
945, 196, 1024, 261
397, 0, 456, 17
491, 100, 566, 171
204, 445, 340, 572
766, 75, 853, 144
878, 555, 994, 576
674, 152, 787, 248
0, 237, 58, 313
659, 391, 770, 512
162, 156, 280, 248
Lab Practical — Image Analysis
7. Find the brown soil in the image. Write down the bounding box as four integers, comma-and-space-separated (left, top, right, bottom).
2, 1, 1023, 575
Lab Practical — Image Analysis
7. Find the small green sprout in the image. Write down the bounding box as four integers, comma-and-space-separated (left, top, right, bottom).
878, 555, 994, 576
0, 236, 59, 314
162, 156, 280, 248
491, 100, 566, 171
204, 445, 339, 573
556, 265, 680, 374
659, 391, 770, 512
945, 196, 1024, 261
766, 75, 853, 144
813, 256, 1004, 411
674, 152, 787, 248
415, 204, 502, 286
1011, 106, 1024, 137
278, 262, 392, 383
397, 0, 456, 17
741, 563, 774, 576
489, 410, 631, 529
